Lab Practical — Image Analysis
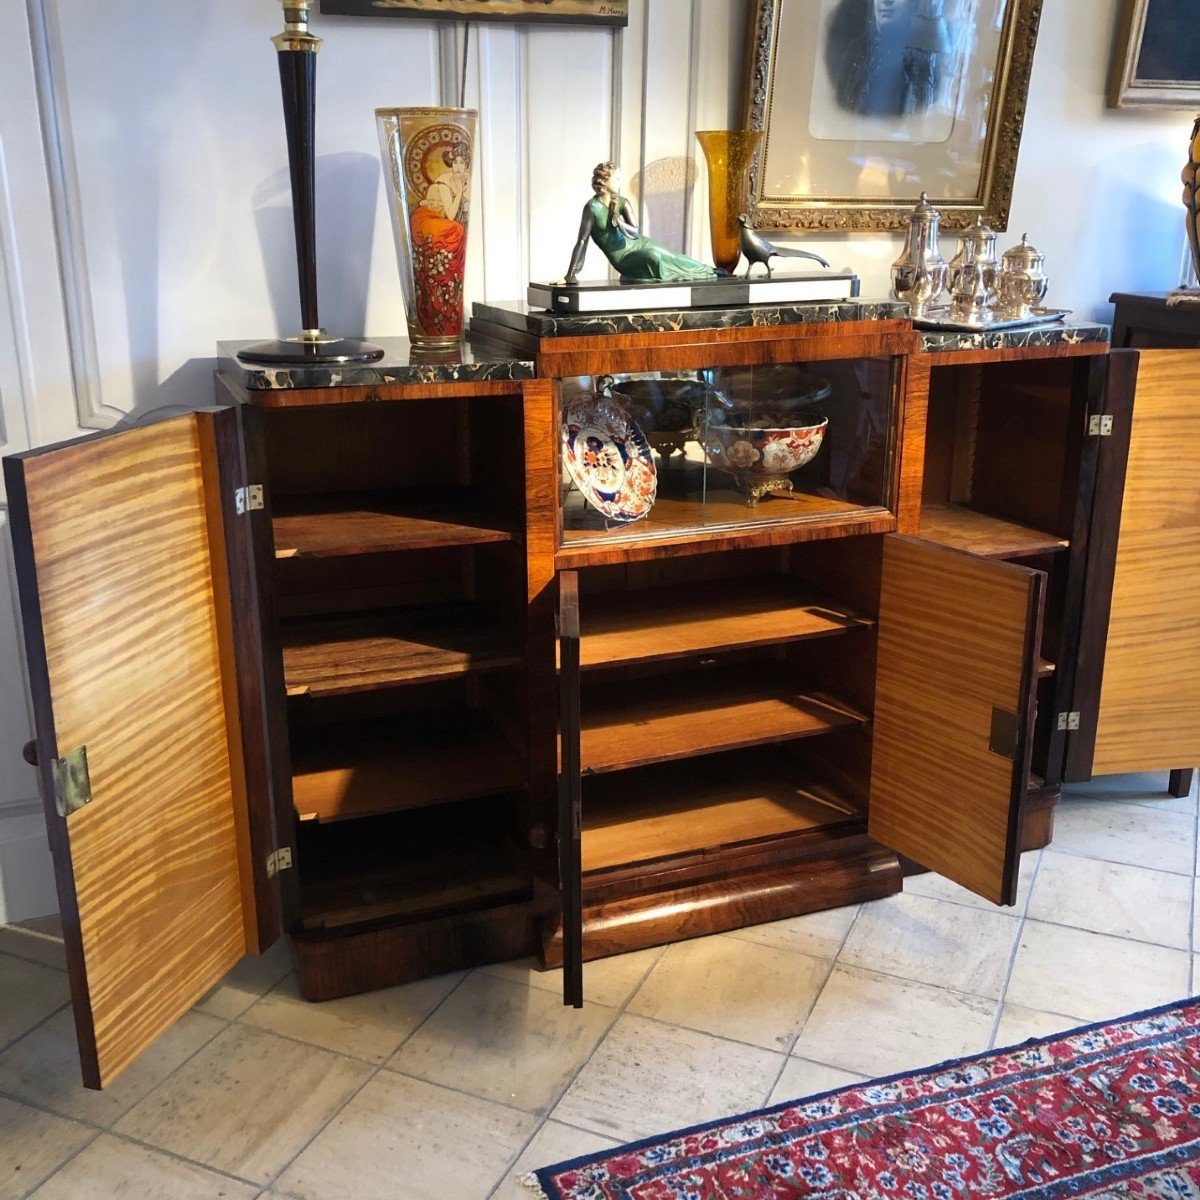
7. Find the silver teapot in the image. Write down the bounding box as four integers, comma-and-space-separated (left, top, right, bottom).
948, 217, 999, 325
891, 192, 948, 318
995, 233, 1048, 319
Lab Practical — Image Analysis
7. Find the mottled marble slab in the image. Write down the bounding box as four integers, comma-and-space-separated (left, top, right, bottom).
218, 338, 534, 390
919, 322, 1110, 354
472, 297, 909, 338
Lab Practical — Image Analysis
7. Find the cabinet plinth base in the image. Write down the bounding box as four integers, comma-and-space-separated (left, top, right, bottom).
291, 900, 539, 1001
542, 837, 901, 968
1020, 782, 1060, 851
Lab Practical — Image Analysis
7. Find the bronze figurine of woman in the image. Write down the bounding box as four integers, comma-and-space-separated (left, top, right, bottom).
564, 162, 721, 285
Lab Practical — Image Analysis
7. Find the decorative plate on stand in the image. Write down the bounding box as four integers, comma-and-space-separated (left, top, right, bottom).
561, 394, 657, 523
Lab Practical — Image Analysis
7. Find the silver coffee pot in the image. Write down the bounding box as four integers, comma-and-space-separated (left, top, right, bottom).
995, 233, 1049, 319
948, 217, 999, 325
891, 192, 948, 318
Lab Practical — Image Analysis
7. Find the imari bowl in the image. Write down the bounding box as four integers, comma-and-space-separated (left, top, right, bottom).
704, 412, 828, 508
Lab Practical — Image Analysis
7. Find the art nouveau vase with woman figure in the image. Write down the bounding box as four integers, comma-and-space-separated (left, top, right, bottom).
377, 107, 477, 349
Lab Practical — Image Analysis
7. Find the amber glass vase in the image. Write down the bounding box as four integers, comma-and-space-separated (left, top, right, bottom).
695, 130, 763, 275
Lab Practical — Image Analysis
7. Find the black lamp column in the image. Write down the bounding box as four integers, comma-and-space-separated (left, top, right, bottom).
239, 2, 383, 365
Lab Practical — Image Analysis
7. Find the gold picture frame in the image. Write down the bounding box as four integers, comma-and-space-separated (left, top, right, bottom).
1108, 0, 1200, 109
740, 0, 1043, 233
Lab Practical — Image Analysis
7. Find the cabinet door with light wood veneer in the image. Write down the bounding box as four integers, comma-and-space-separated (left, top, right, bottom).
869, 535, 1044, 906
3, 411, 277, 1089
1075, 350, 1200, 776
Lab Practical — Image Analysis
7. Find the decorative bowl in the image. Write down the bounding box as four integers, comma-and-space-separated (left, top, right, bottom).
704, 412, 828, 507
607, 377, 709, 434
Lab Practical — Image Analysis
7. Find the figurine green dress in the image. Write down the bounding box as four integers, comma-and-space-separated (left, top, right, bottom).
565, 195, 720, 284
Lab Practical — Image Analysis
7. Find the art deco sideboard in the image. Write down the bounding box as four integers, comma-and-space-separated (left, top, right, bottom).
4, 301, 1197, 1088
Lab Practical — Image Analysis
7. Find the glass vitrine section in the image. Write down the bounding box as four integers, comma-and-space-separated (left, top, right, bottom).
558, 357, 897, 546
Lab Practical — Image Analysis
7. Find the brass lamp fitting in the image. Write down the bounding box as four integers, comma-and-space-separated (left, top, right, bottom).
272, 2, 322, 53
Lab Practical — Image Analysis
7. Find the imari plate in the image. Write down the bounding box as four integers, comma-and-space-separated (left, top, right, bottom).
561, 394, 657, 523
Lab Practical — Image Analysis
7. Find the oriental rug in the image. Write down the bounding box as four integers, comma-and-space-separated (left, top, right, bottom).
534, 996, 1200, 1199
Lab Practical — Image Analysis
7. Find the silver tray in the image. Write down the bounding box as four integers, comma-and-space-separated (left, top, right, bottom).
914, 306, 1072, 333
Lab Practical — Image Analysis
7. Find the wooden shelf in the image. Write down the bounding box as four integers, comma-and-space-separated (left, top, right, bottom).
282, 607, 523, 697
582, 749, 862, 873
580, 667, 868, 775
296, 802, 530, 931
273, 488, 516, 559
919, 503, 1068, 559
1037, 657, 1055, 679
291, 712, 525, 822
561, 458, 881, 557
579, 578, 872, 670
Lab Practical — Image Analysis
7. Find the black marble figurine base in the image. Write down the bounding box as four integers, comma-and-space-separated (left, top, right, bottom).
235, 335, 385, 366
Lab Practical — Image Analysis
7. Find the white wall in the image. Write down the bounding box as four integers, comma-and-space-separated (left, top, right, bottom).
0, 0, 1193, 918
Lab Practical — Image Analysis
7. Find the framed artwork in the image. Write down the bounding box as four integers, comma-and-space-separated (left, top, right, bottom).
1108, 0, 1200, 109
740, 0, 1043, 232
319, 0, 627, 25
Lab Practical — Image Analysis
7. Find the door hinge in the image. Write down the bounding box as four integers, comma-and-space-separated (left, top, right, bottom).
235, 484, 264, 515
1088, 414, 1113, 437
1057, 711, 1081, 731
51, 746, 92, 818
266, 847, 293, 877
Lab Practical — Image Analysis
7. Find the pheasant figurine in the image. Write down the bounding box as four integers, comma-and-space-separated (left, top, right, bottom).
738, 214, 830, 278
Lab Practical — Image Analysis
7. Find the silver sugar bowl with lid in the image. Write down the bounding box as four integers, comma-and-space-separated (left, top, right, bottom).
995, 233, 1048, 319
890, 192, 948, 318
947, 216, 999, 325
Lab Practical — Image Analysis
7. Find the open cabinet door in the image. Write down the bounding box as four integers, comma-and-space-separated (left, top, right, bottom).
557, 571, 584, 1008
870, 536, 1044, 906
1066, 349, 1200, 779
3, 409, 279, 1088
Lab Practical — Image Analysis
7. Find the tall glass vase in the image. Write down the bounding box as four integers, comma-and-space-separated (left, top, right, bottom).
695, 130, 763, 276
377, 107, 477, 349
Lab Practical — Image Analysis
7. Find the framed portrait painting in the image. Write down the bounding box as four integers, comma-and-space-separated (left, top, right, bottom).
1109, 0, 1200, 109
741, 0, 1043, 232
319, 0, 627, 25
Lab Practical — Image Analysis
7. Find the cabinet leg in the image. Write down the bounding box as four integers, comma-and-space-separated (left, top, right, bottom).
1168, 769, 1195, 799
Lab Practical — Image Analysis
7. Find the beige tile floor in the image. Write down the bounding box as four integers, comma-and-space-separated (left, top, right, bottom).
0, 772, 1196, 1199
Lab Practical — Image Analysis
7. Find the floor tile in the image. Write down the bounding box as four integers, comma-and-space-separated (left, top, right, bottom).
240, 971, 463, 1064
837, 892, 1019, 1000
1064, 772, 1197, 812
479, 947, 663, 1009
0, 1008, 224, 1127
275, 1072, 536, 1200
1050, 798, 1194, 874
992, 1004, 1084, 1050
387, 971, 613, 1114
626, 936, 828, 1050
551, 1013, 782, 1143
193, 941, 294, 1021
27, 1134, 258, 1200
0, 954, 70, 1049
497, 1121, 619, 1200
902, 851, 1040, 914
0, 1095, 91, 1200
1006, 919, 1191, 1023
114, 1024, 369, 1184
0, 916, 66, 971
1028, 851, 1191, 948
767, 1058, 865, 1107
724, 905, 859, 960
792, 964, 994, 1078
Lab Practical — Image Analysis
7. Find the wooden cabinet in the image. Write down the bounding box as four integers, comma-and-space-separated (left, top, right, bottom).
4, 312, 1191, 1082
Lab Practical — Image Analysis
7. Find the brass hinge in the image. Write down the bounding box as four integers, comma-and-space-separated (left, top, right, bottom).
235, 484, 264, 515
1088, 414, 1113, 437
1057, 711, 1081, 731
266, 847, 293, 877
51, 746, 92, 818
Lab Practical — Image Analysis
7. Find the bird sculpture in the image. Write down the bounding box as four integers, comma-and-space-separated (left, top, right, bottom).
738, 215, 830, 277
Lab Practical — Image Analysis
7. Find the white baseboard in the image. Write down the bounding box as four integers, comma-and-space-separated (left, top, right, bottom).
0, 801, 57, 924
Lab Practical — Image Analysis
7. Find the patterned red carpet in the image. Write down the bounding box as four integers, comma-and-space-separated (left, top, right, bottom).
535, 998, 1200, 1198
